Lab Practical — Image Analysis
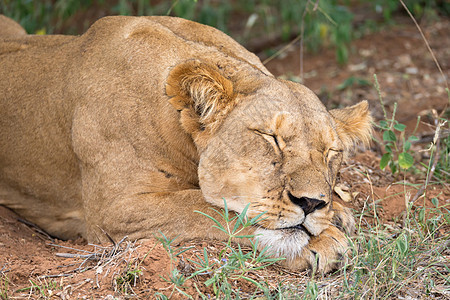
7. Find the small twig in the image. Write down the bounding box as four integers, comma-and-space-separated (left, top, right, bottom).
97, 226, 117, 246
39, 273, 72, 278
56, 262, 78, 269
396, 0, 449, 204
48, 243, 95, 254
87, 243, 109, 250
262, 34, 302, 65
55, 253, 102, 259
78, 255, 95, 270
116, 236, 129, 248
412, 129, 450, 144
0, 264, 9, 275
70, 278, 92, 292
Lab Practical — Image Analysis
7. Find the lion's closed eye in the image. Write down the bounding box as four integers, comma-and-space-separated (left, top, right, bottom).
253, 129, 286, 156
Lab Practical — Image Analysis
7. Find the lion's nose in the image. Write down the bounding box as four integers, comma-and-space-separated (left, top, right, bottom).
288, 192, 327, 215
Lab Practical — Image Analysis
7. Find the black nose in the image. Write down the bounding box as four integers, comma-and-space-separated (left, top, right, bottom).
288, 192, 327, 215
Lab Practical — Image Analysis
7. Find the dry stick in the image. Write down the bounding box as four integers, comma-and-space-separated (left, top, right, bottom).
398, 0, 448, 92
262, 34, 302, 65
48, 243, 95, 254
44, 235, 135, 287
97, 225, 117, 246
17, 217, 55, 242
40, 273, 72, 278
55, 253, 102, 259
53, 236, 132, 278
0, 264, 8, 274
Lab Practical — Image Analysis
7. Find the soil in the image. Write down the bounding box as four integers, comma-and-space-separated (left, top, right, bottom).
0, 15, 449, 299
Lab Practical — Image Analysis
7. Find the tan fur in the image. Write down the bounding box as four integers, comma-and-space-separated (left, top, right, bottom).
0, 15, 371, 273
330, 101, 373, 150
0, 15, 26, 38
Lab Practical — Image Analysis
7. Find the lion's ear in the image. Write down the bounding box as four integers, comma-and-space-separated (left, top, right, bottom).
166, 60, 236, 135
330, 100, 372, 150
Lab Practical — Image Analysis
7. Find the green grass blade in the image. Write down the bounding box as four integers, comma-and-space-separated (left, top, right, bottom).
195, 210, 226, 233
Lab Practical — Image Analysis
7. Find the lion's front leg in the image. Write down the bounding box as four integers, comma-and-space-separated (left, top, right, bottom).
83, 189, 255, 244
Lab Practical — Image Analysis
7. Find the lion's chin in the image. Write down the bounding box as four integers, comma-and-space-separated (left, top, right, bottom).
254, 226, 310, 261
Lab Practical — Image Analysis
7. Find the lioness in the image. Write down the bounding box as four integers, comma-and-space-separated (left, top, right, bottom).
0, 15, 371, 272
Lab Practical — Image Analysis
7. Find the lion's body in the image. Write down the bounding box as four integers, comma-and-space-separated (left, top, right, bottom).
0, 16, 267, 239
0, 16, 371, 272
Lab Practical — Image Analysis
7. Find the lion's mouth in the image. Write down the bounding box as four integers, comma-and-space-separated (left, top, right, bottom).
279, 223, 311, 236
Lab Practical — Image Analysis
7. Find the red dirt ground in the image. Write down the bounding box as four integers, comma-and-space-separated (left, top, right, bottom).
0, 16, 449, 299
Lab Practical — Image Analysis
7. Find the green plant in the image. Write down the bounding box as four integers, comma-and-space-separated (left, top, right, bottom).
168, 0, 198, 20
0, 0, 92, 34
303, 280, 319, 299
416, 197, 450, 236
337, 76, 371, 90
154, 200, 283, 298
16, 278, 61, 298
155, 232, 194, 260
195, 199, 266, 245
373, 74, 419, 175
113, 241, 163, 296
153, 232, 195, 298
115, 263, 143, 295
0, 274, 8, 300
5, 0, 447, 65
190, 201, 283, 298
340, 194, 450, 298
0, 0, 357, 64
254, 0, 354, 65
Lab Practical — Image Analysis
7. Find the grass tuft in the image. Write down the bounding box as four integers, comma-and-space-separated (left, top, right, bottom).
0, 274, 8, 300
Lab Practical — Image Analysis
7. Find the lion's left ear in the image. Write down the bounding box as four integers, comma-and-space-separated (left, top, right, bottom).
330, 100, 372, 150
166, 60, 237, 137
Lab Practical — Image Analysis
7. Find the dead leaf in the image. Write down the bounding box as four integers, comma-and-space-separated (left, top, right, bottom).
334, 184, 359, 202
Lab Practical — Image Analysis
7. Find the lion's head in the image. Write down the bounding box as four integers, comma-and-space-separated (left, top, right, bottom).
166, 60, 371, 257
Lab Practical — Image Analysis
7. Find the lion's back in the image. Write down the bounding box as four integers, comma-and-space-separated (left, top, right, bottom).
0, 15, 26, 38
145, 16, 269, 74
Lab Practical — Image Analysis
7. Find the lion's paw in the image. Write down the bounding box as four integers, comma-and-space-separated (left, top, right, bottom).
299, 226, 350, 273
256, 225, 351, 273
331, 201, 356, 235
255, 203, 354, 273
298, 205, 354, 273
